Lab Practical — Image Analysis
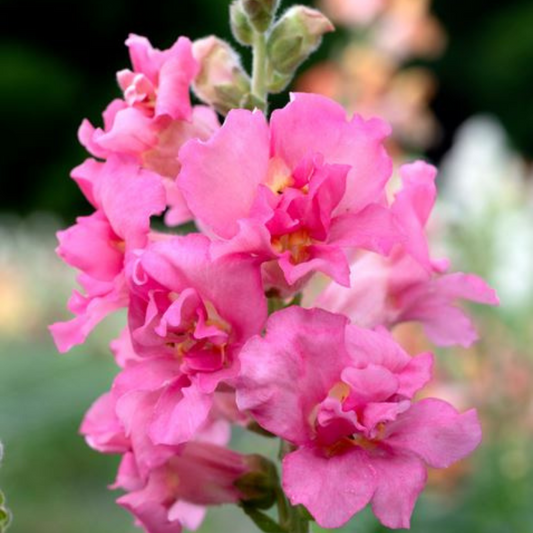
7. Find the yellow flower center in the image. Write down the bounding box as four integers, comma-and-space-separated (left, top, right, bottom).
271, 229, 313, 264
265, 157, 294, 194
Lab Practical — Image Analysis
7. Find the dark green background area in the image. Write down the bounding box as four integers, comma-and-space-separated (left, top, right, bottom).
0, 0, 532, 220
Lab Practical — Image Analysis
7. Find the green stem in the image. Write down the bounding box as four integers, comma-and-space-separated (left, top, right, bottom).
251, 30, 268, 107
278, 440, 310, 533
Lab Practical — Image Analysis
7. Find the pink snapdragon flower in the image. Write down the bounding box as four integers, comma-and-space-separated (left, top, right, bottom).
115, 443, 251, 533
49, 157, 166, 352
81, 363, 263, 533
178, 93, 402, 293
79, 34, 219, 226
309, 162, 499, 346
237, 306, 482, 528
126, 233, 267, 444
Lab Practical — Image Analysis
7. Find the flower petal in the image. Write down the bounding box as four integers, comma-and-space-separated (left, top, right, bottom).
282, 446, 376, 528
178, 109, 270, 238
385, 398, 482, 468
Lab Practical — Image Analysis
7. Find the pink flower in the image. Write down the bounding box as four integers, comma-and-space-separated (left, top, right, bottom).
79, 34, 219, 226
126, 233, 267, 444
178, 93, 401, 293
237, 306, 482, 528
49, 157, 166, 352
320, 0, 385, 27
309, 162, 499, 346
115, 442, 255, 533
81, 362, 262, 533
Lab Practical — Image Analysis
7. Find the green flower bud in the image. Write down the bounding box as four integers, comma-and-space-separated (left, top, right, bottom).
192, 36, 251, 115
230, 1, 254, 46
267, 70, 293, 94
242, 0, 280, 32
267, 6, 334, 75
236, 454, 279, 510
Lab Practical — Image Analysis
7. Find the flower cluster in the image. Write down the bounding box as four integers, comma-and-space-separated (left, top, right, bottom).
50, 12, 497, 533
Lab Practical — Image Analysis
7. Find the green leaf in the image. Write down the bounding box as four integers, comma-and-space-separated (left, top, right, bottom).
241, 504, 286, 533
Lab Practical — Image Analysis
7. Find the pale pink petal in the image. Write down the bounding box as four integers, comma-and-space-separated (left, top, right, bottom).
385, 399, 482, 468
178, 109, 270, 238
80, 392, 129, 453
112, 357, 182, 398
282, 446, 376, 528
162, 179, 192, 226
433, 272, 499, 305
370, 451, 427, 529
341, 364, 399, 405
155, 38, 198, 120
278, 244, 350, 286
150, 381, 213, 446
236, 307, 351, 444
312, 253, 390, 328
167, 501, 206, 531
403, 295, 480, 348
56, 212, 123, 282
96, 159, 166, 248
78, 119, 109, 160
111, 327, 143, 368
125, 34, 159, 80
328, 204, 401, 255
392, 161, 437, 269
117, 498, 181, 533
49, 284, 127, 352
345, 324, 411, 372
396, 352, 434, 398
70, 158, 102, 208
97, 107, 159, 155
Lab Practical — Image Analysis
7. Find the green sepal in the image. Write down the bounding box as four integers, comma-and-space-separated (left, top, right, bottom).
240, 92, 267, 112
230, 1, 254, 46
240, 504, 286, 533
242, 0, 280, 33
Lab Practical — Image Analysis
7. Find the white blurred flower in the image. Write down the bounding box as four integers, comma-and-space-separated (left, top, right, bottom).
437, 115, 533, 311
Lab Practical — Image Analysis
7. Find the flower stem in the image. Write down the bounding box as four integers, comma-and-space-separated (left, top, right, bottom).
251, 29, 268, 109
277, 440, 310, 533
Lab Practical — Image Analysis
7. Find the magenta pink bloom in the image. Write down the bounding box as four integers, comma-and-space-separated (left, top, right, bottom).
81, 360, 254, 533
49, 157, 166, 352
237, 306, 482, 528
115, 442, 252, 533
126, 233, 267, 444
310, 161, 499, 346
178, 93, 401, 293
79, 34, 219, 226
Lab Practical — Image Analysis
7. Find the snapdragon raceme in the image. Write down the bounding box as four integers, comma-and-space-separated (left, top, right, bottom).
49, 1, 497, 532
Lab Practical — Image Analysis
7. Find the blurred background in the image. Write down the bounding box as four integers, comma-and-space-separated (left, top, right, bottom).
0, 0, 532, 532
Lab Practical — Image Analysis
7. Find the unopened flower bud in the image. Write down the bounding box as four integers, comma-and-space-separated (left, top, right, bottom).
230, 1, 254, 46
192, 36, 251, 115
267, 6, 334, 75
242, 0, 280, 32
236, 454, 278, 509
267, 71, 294, 93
